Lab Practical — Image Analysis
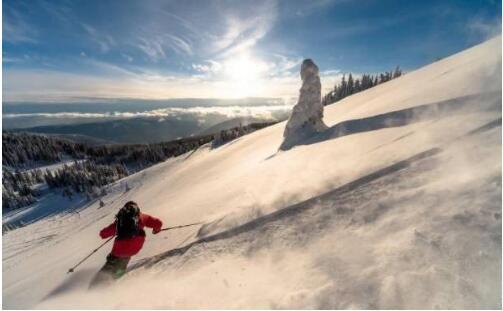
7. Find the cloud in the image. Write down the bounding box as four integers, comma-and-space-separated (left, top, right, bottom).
136, 33, 193, 62
165, 34, 193, 56
0, 67, 270, 102
2, 50, 344, 102
3, 104, 294, 122
123, 1, 277, 62
320, 70, 341, 76
132, 1, 276, 62
3, 56, 27, 64
211, 1, 278, 57
2, 0, 287, 100
1, 0, 337, 102
287, 0, 346, 18
466, 16, 502, 41
191, 53, 301, 81
122, 53, 134, 63
267, 54, 303, 76
137, 37, 167, 62
192, 61, 223, 75
159, 11, 202, 38
3, 5, 38, 44
82, 59, 139, 77
3, 112, 109, 119
80, 23, 116, 53
37, 0, 73, 24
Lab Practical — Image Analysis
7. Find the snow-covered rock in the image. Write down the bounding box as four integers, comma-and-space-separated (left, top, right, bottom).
280, 59, 328, 150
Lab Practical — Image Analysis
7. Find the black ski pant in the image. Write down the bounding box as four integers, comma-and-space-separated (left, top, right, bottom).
89, 254, 131, 288
100, 253, 131, 278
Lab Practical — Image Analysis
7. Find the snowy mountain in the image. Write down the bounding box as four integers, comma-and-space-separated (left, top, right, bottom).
3, 36, 501, 309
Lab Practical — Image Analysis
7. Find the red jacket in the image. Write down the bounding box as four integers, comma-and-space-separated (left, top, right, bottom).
100, 212, 162, 258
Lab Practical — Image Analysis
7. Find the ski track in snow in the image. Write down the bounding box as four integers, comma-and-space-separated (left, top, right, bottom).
4, 36, 502, 309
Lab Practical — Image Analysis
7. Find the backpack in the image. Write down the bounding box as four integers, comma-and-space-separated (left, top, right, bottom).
115, 203, 145, 240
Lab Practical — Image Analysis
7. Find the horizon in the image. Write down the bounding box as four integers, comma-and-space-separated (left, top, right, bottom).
3, 0, 501, 103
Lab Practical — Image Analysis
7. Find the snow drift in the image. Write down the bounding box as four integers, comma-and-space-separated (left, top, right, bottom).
3, 36, 502, 309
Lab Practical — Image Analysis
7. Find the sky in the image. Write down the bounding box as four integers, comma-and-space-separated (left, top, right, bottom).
2, 0, 501, 103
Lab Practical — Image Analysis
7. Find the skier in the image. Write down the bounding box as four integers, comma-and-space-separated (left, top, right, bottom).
90, 201, 162, 286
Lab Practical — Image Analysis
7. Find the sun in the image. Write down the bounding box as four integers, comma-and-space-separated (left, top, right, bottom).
222, 53, 268, 97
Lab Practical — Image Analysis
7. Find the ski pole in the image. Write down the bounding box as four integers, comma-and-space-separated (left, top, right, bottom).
67, 236, 114, 274
160, 222, 202, 232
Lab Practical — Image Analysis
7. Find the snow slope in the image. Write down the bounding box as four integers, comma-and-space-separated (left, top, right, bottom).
3, 36, 501, 309
2, 159, 89, 229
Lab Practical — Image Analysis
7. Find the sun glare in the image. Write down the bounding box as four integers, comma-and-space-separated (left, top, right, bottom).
223, 54, 268, 97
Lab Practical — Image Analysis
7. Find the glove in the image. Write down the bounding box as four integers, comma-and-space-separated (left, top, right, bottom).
152, 227, 161, 234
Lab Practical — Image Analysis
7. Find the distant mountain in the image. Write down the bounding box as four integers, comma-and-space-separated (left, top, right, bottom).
16, 116, 211, 144
16, 112, 288, 144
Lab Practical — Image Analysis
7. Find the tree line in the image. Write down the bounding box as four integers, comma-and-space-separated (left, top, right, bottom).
322, 67, 402, 106
2, 122, 275, 211
213, 121, 277, 146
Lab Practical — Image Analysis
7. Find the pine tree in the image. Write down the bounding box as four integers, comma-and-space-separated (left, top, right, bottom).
322, 66, 402, 106
393, 66, 402, 78
347, 73, 354, 95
